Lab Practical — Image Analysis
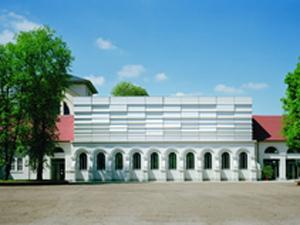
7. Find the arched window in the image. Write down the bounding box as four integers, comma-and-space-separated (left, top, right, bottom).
133, 152, 141, 170
150, 152, 159, 170
115, 153, 123, 170
97, 152, 105, 170
17, 158, 23, 171
265, 146, 279, 154
63, 102, 70, 115
287, 148, 300, 154
239, 152, 248, 169
79, 153, 87, 170
204, 152, 212, 169
186, 152, 195, 169
221, 152, 230, 169
53, 147, 64, 153
168, 152, 177, 170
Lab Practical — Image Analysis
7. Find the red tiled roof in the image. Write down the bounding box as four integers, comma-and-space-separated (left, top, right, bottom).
252, 115, 285, 141
56, 115, 74, 142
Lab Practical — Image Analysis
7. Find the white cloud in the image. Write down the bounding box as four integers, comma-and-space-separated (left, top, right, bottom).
241, 82, 269, 90
173, 92, 202, 97
0, 12, 41, 44
118, 64, 145, 78
96, 37, 116, 50
84, 75, 105, 86
214, 84, 243, 94
0, 29, 14, 44
155, 72, 168, 82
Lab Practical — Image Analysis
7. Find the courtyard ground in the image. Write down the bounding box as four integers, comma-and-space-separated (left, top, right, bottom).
0, 182, 299, 225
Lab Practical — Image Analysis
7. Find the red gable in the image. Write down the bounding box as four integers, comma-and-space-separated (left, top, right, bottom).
56, 115, 74, 142
252, 115, 285, 141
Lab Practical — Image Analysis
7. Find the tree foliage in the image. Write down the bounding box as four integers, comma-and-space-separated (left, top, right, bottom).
13, 27, 73, 180
0, 44, 29, 180
111, 81, 149, 96
282, 59, 300, 150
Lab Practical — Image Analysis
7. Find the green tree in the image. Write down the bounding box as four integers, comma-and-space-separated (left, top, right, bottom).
14, 27, 73, 180
282, 59, 300, 151
111, 81, 149, 96
0, 44, 29, 180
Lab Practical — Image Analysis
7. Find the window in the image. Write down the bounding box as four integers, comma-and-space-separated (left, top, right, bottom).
150, 152, 159, 170
115, 153, 123, 170
239, 152, 248, 169
54, 147, 64, 153
63, 102, 70, 115
97, 152, 105, 170
11, 158, 15, 171
186, 152, 195, 169
79, 153, 87, 170
287, 148, 300, 154
265, 147, 278, 154
204, 152, 212, 169
221, 152, 230, 169
168, 152, 177, 170
133, 152, 141, 170
17, 158, 23, 171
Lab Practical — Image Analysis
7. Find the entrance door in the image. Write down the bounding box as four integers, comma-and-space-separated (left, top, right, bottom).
286, 159, 300, 179
51, 159, 65, 181
263, 159, 279, 180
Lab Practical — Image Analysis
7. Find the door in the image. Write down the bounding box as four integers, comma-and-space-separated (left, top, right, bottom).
286, 159, 300, 179
263, 159, 279, 180
51, 159, 65, 181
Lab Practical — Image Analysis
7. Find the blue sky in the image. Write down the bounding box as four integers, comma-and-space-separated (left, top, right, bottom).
1, 0, 300, 114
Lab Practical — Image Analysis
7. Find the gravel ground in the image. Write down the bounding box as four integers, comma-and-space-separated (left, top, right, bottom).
0, 182, 299, 225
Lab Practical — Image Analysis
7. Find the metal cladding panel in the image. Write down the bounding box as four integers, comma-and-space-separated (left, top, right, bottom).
74, 96, 253, 142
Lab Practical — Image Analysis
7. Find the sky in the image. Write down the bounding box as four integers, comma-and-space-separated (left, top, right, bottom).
0, 0, 300, 114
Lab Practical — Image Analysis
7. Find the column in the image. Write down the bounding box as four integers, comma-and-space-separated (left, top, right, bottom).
65, 155, 76, 182
124, 154, 130, 182
88, 153, 94, 181
214, 155, 221, 181
143, 156, 149, 181
106, 156, 113, 181
197, 155, 203, 181
161, 155, 167, 181
232, 156, 239, 181
178, 155, 184, 181
279, 156, 286, 180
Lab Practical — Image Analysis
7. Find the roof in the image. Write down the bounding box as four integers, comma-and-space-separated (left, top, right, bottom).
68, 75, 98, 94
56, 115, 74, 142
252, 115, 285, 141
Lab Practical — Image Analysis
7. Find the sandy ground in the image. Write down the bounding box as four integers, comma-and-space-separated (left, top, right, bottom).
0, 182, 299, 225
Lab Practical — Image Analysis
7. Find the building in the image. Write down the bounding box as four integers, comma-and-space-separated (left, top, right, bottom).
4, 76, 300, 182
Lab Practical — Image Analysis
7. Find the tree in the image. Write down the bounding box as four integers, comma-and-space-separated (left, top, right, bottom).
111, 81, 149, 96
14, 27, 73, 180
282, 59, 300, 151
0, 44, 29, 180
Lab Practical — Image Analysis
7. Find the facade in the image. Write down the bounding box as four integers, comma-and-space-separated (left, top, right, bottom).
4, 76, 300, 182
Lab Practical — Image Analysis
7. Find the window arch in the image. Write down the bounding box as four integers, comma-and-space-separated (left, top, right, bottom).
168, 152, 177, 170
204, 152, 212, 169
150, 152, 159, 170
239, 152, 248, 169
221, 152, 230, 169
133, 152, 141, 170
63, 102, 70, 115
97, 152, 105, 170
186, 152, 195, 169
79, 153, 87, 170
115, 152, 123, 170
265, 146, 279, 154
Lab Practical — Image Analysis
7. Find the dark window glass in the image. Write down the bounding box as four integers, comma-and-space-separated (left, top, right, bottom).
168, 152, 177, 170
133, 153, 141, 170
150, 152, 159, 170
186, 152, 195, 169
221, 152, 230, 169
63, 102, 70, 115
97, 152, 105, 170
79, 153, 87, 170
204, 152, 212, 169
239, 152, 248, 169
265, 147, 278, 154
115, 153, 123, 170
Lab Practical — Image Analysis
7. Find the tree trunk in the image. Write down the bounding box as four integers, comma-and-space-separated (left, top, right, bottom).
4, 163, 11, 180
36, 156, 44, 181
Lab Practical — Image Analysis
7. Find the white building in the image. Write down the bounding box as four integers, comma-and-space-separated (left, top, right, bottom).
4, 76, 300, 182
